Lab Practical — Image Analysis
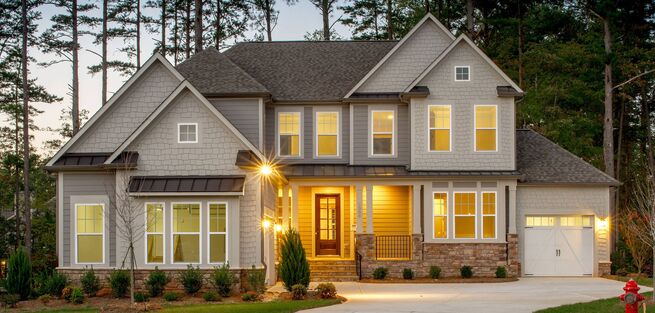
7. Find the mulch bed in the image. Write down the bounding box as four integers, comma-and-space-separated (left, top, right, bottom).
359, 277, 518, 284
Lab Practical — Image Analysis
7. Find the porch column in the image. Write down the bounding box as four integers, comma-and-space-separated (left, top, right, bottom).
291, 185, 299, 229
412, 184, 422, 234
281, 185, 290, 229
366, 185, 373, 234
355, 184, 363, 233
508, 183, 517, 234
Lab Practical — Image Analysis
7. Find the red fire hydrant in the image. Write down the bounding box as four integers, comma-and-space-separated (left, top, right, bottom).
619, 279, 645, 313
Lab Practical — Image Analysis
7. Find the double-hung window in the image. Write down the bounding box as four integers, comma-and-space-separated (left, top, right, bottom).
178, 123, 198, 143
475, 105, 497, 151
316, 111, 339, 157
371, 110, 394, 156
454, 192, 476, 239
172, 203, 200, 263
433, 192, 448, 239
278, 112, 301, 157
429, 105, 451, 151
145, 203, 164, 264
482, 192, 496, 239
76, 204, 104, 263
208, 203, 228, 264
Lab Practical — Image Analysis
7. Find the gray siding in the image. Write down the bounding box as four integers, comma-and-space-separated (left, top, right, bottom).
62, 172, 115, 267
210, 98, 261, 149
352, 104, 410, 165
410, 41, 515, 171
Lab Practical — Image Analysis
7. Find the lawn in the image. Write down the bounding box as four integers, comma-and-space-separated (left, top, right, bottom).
609, 275, 654, 288
161, 299, 342, 313
535, 292, 654, 313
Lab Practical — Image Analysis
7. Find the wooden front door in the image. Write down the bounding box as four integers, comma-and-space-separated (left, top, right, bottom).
315, 194, 340, 256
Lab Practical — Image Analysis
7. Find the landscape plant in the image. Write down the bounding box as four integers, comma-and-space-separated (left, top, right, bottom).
241, 291, 259, 301
402, 268, 415, 280
108, 269, 130, 298
69, 288, 84, 304
211, 263, 236, 297
430, 266, 441, 279
279, 228, 310, 291
44, 271, 68, 298
6, 247, 32, 300
145, 266, 170, 297
316, 283, 337, 299
291, 284, 307, 300
134, 292, 150, 303
80, 267, 100, 297
495, 266, 507, 278
180, 265, 203, 295
203, 291, 219, 302
460, 266, 473, 278
372, 267, 388, 280
247, 265, 266, 294
163, 291, 181, 301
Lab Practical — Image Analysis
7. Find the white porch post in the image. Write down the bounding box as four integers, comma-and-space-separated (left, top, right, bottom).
291, 185, 299, 229
366, 185, 373, 234
412, 184, 422, 234
355, 184, 363, 233
508, 183, 517, 234
282, 185, 290, 229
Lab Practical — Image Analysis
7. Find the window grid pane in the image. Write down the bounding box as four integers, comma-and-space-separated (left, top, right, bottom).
482, 192, 496, 239
455, 67, 470, 80
76, 204, 103, 263
209, 203, 227, 263
172, 203, 200, 263
429, 106, 451, 151
317, 112, 339, 156
475, 106, 497, 151
279, 112, 301, 156
433, 193, 448, 239
179, 124, 197, 142
454, 193, 476, 238
371, 111, 394, 155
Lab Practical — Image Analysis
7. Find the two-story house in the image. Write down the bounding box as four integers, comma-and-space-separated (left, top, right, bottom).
47, 14, 618, 285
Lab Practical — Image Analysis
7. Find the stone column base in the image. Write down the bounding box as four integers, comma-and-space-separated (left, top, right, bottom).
598, 261, 612, 276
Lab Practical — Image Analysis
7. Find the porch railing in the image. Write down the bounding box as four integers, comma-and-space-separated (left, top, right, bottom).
375, 235, 412, 260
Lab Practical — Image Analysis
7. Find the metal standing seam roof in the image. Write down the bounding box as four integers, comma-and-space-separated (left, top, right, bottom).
128, 176, 246, 193
48, 152, 138, 170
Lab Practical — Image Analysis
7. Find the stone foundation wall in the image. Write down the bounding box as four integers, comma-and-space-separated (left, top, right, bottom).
598, 261, 611, 276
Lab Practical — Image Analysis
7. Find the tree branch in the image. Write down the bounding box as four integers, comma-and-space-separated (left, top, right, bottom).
613, 69, 655, 90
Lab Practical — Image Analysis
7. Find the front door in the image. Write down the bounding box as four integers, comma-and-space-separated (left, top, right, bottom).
315, 194, 340, 256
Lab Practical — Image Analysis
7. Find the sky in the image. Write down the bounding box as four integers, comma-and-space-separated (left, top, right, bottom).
27, 1, 352, 156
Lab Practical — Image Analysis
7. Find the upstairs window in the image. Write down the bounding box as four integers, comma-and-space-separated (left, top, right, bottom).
455, 66, 470, 81
475, 105, 497, 151
278, 112, 301, 157
76, 204, 104, 263
371, 110, 394, 156
429, 105, 451, 151
178, 123, 198, 143
316, 111, 339, 157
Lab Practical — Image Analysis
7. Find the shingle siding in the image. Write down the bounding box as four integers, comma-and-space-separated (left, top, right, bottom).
210, 98, 261, 149
352, 104, 410, 165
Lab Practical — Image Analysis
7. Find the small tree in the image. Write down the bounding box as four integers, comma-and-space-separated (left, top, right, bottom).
279, 228, 310, 291
6, 247, 31, 300
619, 214, 650, 280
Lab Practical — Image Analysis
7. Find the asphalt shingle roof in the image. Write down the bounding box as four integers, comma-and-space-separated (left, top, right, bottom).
223, 41, 398, 101
516, 129, 619, 185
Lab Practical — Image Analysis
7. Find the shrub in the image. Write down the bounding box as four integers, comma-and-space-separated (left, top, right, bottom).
247, 265, 266, 294
241, 291, 259, 302
61, 286, 73, 301
290, 284, 307, 300
211, 263, 236, 297
80, 268, 100, 297
70, 288, 85, 304
0, 294, 19, 308
6, 247, 32, 300
145, 267, 170, 297
315, 283, 337, 299
203, 291, 220, 302
38, 294, 52, 304
495, 266, 507, 278
460, 266, 473, 278
44, 272, 68, 298
402, 268, 415, 280
163, 291, 181, 301
372, 267, 388, 280
108, 269, 130, 298
180, 265, 203, 295
616, 268, 629, 277
429, 266, 441, 279
134, 292, 150, 303
279, 229, 310, 291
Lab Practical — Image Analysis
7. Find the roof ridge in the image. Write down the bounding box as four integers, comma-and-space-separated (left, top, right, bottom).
233, 40, 400, 44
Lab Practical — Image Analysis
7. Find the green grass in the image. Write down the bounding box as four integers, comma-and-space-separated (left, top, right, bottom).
17, 308, 98, 313
161, 299, 342, 313
535, 292, 653, 313
610, 275, 654, 288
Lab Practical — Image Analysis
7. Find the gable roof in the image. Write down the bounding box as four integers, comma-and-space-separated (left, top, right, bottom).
223, 41, 396, 101
405, 35, 523, 93
516, 129, 619, 186
344, 13, 456, 98
46, 53, 184, 167
176, 47, 269, 96
105, 80, 265, 164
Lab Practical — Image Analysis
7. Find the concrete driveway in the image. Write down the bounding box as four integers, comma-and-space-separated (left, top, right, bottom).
294, 278, 651, 313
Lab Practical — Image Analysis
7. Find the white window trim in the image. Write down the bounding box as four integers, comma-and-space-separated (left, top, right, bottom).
177, 122, 198, 143
453, 191, 477, 239
170, 202, 202, 265
74, 203, 105, 265
207, 202, 229, 265
314, 111, 341, 158
427, 105, 452, 152
481, 191, 497, 239
432, 191, 449, 239
473, 105, 499, 152
277, 111, 303, 158
144, 202, 166, 265
370, 109, 396, 157
454, 66, 471, 81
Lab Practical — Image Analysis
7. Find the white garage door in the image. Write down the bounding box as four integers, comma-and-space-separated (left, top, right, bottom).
524, 216, 594, 276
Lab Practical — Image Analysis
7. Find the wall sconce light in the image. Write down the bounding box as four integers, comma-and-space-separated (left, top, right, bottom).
260, 164, 273, 176
597, 217, 609, 230
274, 224, 283, 232
262, 219, 271, 229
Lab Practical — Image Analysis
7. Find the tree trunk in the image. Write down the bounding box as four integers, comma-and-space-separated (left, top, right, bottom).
265, 0, 272, 41
136, 0, 141, 69
424, 0, 430, 13
517, 1, 524, 89
130, 244, 135, 304
174, 4, 179, 64
600, 16, 616, 248
386, 0, 393, 40
20, 0, 31, 255
72, 0, 80, 135
194, 0, 203, 52
13, 90, 20, 250
322, 0, 330, 40
185, 0, 191, 58
102, 0, 107, 105
466, 0, 473, 37
161, 0, 166, 55
215, 0, 221, 48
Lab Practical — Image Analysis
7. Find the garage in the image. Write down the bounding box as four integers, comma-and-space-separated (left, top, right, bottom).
524, 215, 594, 276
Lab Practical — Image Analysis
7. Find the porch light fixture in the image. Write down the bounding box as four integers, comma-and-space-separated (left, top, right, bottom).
260, 164, 273, 176
598, 217, 609, 230
274, 224, 283, 232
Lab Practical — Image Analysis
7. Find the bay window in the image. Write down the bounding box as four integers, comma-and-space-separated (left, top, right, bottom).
454, 192, 476, 239
316, 111, 339, 157
172, 203, 200, 263
208, 203, 228, 264
145, 203, 164, 264
76, 204, 104, 263
278, 112, 301, 157
371, 110, 394, 156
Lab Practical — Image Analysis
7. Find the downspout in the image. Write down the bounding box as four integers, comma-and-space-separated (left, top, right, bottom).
260, 175, 267, 284
505, 185, 510, 264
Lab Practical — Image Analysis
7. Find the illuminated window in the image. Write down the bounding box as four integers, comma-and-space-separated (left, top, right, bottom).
178, 123, 198, 143
371, 110, 394, 156
278, 112, 301, 157
455, 66, 470, 81
208, 203, 227, 264
76, 204, 104, 263
172, 203, 200, 263
475, 105, 497, 151
316, 111, 339, 157
429, 106, 451, 151
526, 216, 556, 227
454, 192, 476, 238
433, 192, 448, 239
560, 216, 592, 227
145, 203, 164, 264
482, 192, 496, 239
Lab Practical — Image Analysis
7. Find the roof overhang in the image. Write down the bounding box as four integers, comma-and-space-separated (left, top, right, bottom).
45, 152, 138, 172
128, 175, 246, 196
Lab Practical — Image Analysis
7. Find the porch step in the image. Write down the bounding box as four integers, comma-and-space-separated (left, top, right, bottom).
309, 260, 358, 282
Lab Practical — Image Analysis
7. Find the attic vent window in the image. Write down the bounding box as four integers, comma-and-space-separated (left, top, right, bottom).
178, 123, 198, 143
455, 66, 470, 81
